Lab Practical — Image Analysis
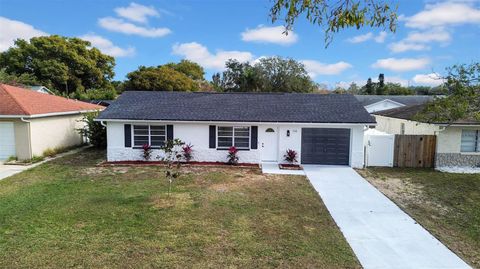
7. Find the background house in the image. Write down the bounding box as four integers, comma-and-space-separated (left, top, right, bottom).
97, 91, 376, 168
355, 95, 436, 113
0, 84, 103, 160
29, 85, 54, 95
373, 105, 480, 168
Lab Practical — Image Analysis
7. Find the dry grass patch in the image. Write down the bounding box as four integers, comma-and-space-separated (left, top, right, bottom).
359, 168, 480, 268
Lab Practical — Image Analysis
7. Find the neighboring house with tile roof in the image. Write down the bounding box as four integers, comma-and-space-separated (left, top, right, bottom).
373, 104, 480, 168
355, 95, 436, 113
97, 91, 376, 168
0, 84, 103, 160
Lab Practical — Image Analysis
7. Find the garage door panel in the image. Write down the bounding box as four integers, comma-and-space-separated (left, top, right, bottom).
301, 128, 350, 165
0, 122, 16, 160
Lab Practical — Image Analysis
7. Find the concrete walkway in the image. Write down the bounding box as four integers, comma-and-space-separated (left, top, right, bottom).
0, 146, 88, 181
303, 165, 471, 269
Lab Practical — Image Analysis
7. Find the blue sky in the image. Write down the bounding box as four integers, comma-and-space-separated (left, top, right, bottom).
1, 0, 479, 88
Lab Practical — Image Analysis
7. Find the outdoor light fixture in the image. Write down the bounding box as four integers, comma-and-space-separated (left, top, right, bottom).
287, 130, 290, 137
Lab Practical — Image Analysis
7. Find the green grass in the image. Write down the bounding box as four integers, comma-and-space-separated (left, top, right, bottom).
359, 168, 480, 268
0, 149, 360, 268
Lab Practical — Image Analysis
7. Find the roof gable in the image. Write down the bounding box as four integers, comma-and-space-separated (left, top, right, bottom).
0, 84, 103, 116
98, 91, 376, 124
355, 95, 436, 107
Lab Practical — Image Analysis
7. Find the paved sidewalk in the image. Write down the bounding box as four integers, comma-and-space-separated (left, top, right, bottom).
0, 146, 89, 181
303, 165, 471, 269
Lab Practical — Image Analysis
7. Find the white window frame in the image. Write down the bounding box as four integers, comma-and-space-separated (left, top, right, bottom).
460, 129, 479, 153
132, 124, 166, 148
217, 126, 250, 150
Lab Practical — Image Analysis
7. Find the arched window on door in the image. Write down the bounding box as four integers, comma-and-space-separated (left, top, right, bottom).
265, 128, 275, 133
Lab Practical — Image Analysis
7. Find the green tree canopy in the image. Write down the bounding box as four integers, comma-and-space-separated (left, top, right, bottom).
0, 35, 115, 94
212, 56, 316, 93
417, 63, 480, 123
270, 0, 397, 45
164, 60, 205, 81
125, 65, 198, 92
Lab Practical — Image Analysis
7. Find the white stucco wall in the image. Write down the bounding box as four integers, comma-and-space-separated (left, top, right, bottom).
374, 115, 439, 135
437, 126, 480, 154
106, 121, 366, 168
29, 114, 85, 157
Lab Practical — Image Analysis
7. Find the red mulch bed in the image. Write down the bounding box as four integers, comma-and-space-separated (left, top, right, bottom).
99, 160, 259, 168
279, 163, 302, 170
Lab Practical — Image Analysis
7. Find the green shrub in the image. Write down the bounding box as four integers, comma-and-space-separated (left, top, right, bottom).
77, 111, 106, 148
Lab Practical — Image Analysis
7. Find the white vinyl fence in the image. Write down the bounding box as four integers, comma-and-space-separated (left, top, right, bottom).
365, 129, 395, 167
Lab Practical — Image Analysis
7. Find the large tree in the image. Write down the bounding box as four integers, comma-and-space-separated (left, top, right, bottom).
0, 35, 115, 94
213, 56, 316, 93
417, 63, 480, 123
125, 65, 198, 92
164, 60, 205, 81
269, 0, 397, 45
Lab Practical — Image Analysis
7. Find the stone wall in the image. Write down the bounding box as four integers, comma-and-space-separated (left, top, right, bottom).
436, 153, 480, 168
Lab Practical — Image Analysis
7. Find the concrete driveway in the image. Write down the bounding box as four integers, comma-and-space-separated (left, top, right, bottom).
0, 161, 33, 180
303, 165, 471, 269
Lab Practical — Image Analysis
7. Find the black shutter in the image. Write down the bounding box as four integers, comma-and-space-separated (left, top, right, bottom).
167, 125, 174, 140
124, 124, 132, 147
251, 126, 258, 149
209, 125, 216, 148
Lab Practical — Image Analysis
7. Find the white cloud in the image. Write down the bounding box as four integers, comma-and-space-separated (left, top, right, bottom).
302, 60, 352, 77
404, 1, 480, 29
80, 34, 135, 57
172, 42, 255, 70
389, 42, 430, 53
405, 28, 451, 43
374, 31, 388, 43
412, 73, 444, 86
388, 27, 451, 53
114, 2, 159, 23
0, 16, 47, 52
385, 76, 409, 86
347, 32, 373, 43
347, 31, 387, 43
372, 57, 430, 72
241, 25, 298, 45
98, 17, 171, 37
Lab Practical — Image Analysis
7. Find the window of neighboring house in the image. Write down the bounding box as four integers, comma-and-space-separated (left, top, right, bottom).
133, 125, 166, 148
460, 130, 479, 152
217, 126, 250, 149
400, 123, 405, 135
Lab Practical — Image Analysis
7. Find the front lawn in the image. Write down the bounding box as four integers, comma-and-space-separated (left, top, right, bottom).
358, 168, 480, 268
0, 149, 360, 268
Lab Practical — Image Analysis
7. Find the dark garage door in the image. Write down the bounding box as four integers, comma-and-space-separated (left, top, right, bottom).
301, 128, 350, 165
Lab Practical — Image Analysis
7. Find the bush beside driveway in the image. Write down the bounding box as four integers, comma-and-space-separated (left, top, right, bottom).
0, 149, 360, 268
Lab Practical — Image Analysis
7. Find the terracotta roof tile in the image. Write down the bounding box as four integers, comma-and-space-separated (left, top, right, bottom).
0, 84, 104, 116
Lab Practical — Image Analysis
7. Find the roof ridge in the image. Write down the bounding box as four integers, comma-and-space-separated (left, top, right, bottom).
0, 84, 31, 115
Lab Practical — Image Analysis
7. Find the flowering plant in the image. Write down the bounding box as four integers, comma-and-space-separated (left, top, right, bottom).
142, 144, 152, 161
227, 146, 239, 165
284, 149, 298, 164
182, 143, 194, 162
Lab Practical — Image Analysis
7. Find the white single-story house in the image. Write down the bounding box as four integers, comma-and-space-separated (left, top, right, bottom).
96, 91, 376, 168
355, 95, 435, 113
0, 84, 103, 160
374, 104, 480, 168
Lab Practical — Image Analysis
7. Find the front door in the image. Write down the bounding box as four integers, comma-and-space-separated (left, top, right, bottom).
261, 126, 278, 161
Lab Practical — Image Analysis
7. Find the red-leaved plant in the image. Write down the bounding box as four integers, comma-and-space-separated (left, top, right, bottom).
142, 144, 152, 161
227, 146, 239, 165
284, 149, 298, 164
182, 143, 193, 162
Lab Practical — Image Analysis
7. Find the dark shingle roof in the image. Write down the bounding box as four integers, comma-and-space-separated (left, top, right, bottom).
374, 104, 480, 125
97, 91, 375, 124
354, 95, 436, 107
